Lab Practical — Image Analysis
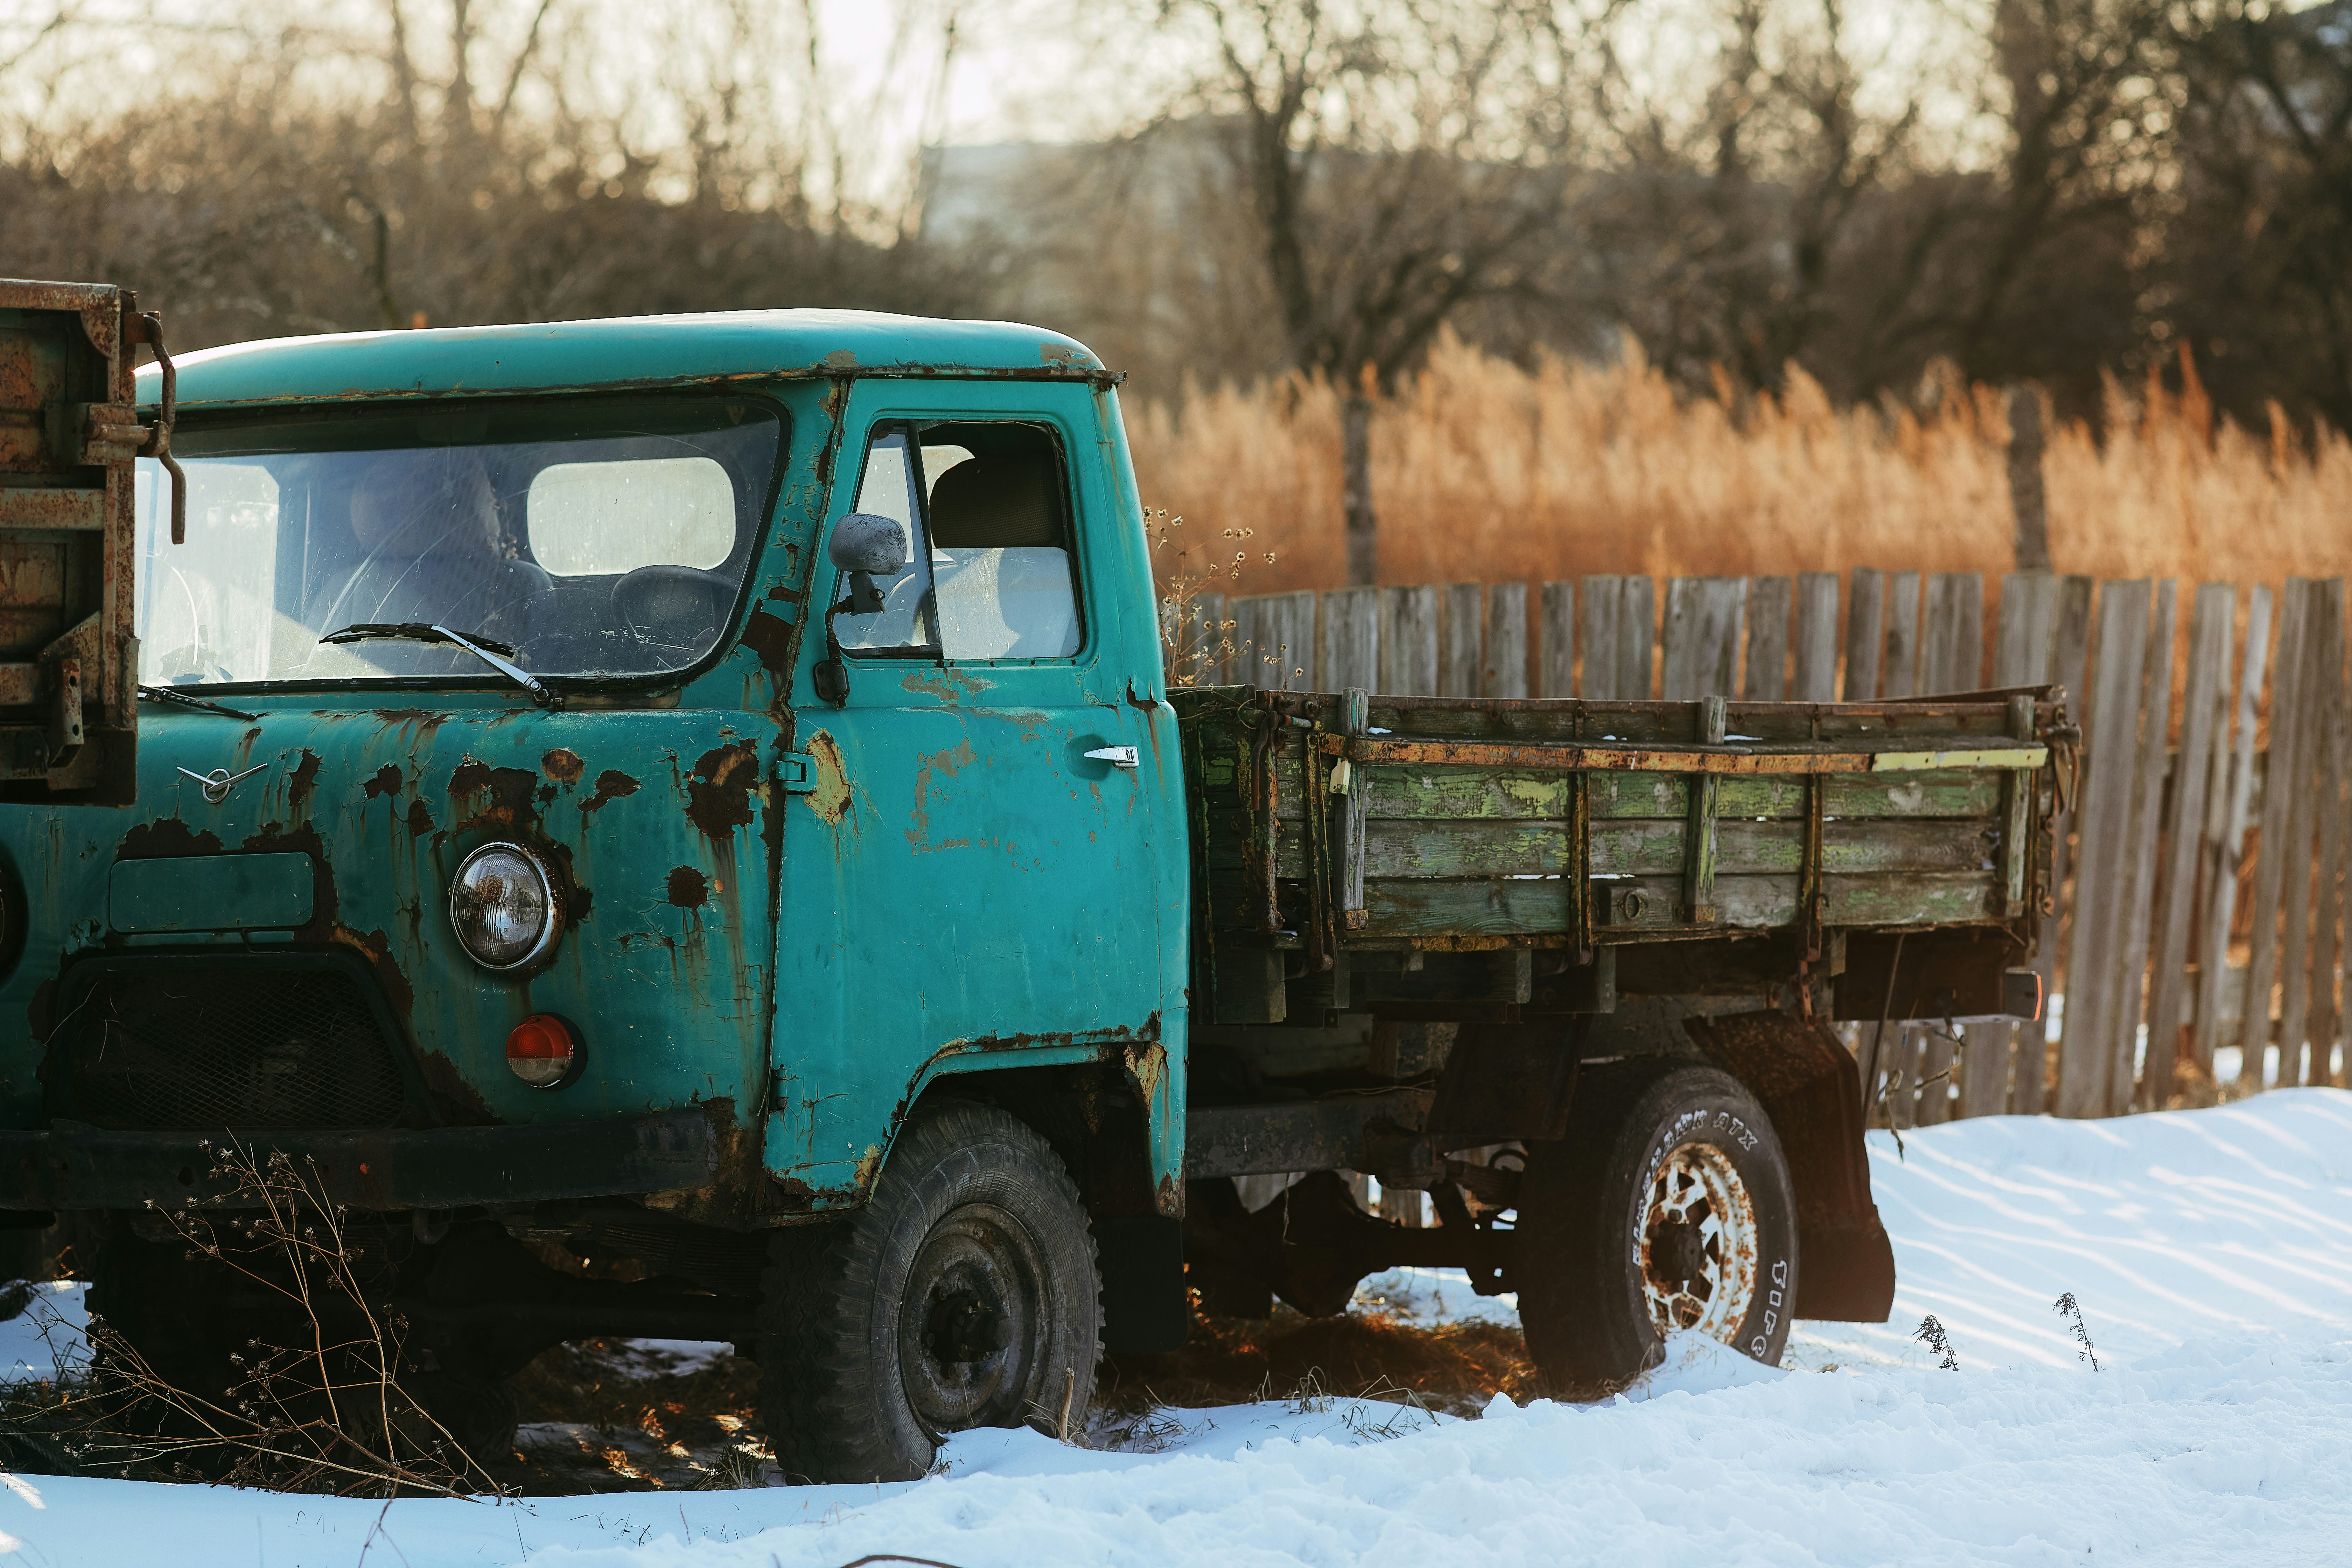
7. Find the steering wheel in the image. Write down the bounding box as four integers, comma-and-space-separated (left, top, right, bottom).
612, 565, 736, 648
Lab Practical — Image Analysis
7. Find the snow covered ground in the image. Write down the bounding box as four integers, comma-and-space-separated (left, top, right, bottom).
4, 1090, 2350, 1566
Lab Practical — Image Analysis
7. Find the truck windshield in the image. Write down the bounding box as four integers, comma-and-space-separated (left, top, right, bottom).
132, 397, 783, 689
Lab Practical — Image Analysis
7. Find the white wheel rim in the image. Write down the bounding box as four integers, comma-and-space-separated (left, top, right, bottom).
1637, 1140, 1760, 1344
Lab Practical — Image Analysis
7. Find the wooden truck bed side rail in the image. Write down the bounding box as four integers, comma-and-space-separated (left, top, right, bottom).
1173, 684, 2066, 1026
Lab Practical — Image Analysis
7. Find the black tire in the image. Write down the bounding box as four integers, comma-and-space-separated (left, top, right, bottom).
1517, 1060, 1798, 1396
753, 1102, 1101, 1483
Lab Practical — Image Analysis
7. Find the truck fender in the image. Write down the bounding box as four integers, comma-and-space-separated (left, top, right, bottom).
1681, 1009, 1897, 1323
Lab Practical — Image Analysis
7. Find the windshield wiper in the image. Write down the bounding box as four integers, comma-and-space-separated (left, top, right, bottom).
137, 685, 261, 722
318, 622, 564, 710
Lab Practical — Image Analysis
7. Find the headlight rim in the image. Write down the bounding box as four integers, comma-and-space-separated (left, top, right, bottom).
448, 840, 562, 972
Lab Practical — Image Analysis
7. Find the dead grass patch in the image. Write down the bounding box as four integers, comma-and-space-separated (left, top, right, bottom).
1100, 1304, 1539, 1420
495, 1338, 768, 1494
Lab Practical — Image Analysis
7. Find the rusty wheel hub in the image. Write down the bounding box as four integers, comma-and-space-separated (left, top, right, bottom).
1637, 1141, 1759, 1345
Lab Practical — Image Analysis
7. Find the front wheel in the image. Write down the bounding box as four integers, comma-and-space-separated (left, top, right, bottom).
1516, 1060, 1798, 1396
753, 1102, 1101, 1483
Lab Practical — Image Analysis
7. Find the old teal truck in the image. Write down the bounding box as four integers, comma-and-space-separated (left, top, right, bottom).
0, 279, 2058, 1481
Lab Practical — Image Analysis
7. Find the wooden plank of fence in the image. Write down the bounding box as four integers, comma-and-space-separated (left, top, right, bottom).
2277, 582, 2333, 1088
1580, 576, 1624, 699
2144, 583, 2235, 1106
2022, 575, 2095, 1114
2304, 584, 2347, 1085
1233, 590, 1315, 690
1440, 583, 1482, 698
1539, 581, 1575, 698
1319, 586, 1379, 694
1745, 576, 1790, 699
1959, 1023, 2009, 1119
1485, 583, 1529, 698
1204, 591, 1232, 683
2194, 585, 2272, 1078
1622, 576, 1657, 698
2240, 580, 2316, 1083
1924, 572, 1986, 693
1662, 577, 1745, 699
1845, 569, 1885, 700
1959, 572, 2052, 1121
1882, 570, 1923, 697
1169, 589, 1228, 685
2058, 580, 2151, 1117
1792, 573, 1840, 701
1913, 1024, 1954, 1126
1885, 1026, 1920, 1130
1995, 573, 2056, 686
2107, 580, 2177, 1113
1378, 585, 1439, 695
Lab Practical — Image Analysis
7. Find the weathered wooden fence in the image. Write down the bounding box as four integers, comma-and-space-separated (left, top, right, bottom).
1173, 570, 2349, 1124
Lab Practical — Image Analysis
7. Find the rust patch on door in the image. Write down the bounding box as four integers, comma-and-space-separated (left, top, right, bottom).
666, 866, 710, 908
906, 738, 976, 853
901, 667, 990, 702
541, 748, 585, 785
804, 731, 852, 825
363, 763, 402, 800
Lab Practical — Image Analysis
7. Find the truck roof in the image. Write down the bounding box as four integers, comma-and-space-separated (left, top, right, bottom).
133, 309, 1110, 409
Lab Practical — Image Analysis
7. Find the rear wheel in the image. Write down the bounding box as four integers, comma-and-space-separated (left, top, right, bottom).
753, 1102, 1101, 1483
1516, 1060, 1798, 1395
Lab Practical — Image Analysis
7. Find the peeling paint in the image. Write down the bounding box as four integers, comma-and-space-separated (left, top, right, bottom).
900, 667, 990, 702
580, 769, 640, 813
666, 866, 710, 909
805, 731, 852, 825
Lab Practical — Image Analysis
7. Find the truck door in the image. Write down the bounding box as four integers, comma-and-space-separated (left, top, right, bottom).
772, 382, 1171, 1196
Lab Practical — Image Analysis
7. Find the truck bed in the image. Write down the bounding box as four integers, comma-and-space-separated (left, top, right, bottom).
1171, 684, 2064, 1025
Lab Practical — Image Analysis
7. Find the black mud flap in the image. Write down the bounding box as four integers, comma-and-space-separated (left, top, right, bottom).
1683, 1009, 1897, 1323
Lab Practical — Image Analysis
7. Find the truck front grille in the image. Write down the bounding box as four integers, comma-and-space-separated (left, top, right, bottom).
52, 965, 410, 1131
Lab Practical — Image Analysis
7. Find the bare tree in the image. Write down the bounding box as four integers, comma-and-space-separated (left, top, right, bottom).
0, 0, 982, 351
2162, 0, 2352, 430
1574, 0, 1931, 396
1151, 0, 1584, 584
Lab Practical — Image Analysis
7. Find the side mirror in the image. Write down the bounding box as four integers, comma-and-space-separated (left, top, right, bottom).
815, 513, 911, 707
828, 513, 908, 576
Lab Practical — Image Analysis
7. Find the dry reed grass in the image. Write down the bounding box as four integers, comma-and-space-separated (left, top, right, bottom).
1128, 333, 2352, 594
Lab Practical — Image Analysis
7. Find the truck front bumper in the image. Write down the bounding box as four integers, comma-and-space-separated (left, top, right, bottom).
0, 1108, 716, 1212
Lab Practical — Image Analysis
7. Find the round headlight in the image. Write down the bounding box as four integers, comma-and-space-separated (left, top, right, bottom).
449, 842, 558, 970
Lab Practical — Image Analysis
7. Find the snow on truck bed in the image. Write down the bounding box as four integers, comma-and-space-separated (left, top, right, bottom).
4, 1091, 2350, 1566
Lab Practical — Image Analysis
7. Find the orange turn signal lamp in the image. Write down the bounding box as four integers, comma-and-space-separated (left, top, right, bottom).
506, 1013, 584, 1089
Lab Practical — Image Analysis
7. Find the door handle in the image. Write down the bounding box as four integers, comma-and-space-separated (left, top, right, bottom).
1084, 745, 1140, 772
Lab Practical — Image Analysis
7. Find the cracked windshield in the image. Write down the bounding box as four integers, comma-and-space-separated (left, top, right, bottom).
133, 399, 782, 687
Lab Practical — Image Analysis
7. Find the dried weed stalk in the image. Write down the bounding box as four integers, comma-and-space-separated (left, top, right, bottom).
1148, 504, 1277, 686
10, 1142, 495, 1497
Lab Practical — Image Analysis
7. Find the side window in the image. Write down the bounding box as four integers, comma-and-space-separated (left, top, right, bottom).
830, 418, 1084, 662
921, 421, 1083, 659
